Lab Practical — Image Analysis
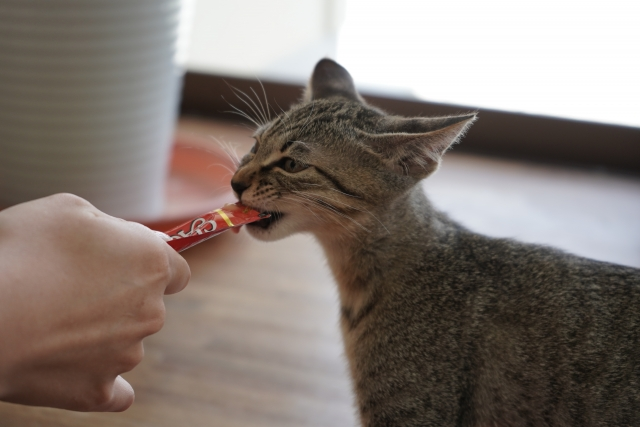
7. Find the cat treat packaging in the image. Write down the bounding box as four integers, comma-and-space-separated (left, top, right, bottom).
164, 202, 267, 252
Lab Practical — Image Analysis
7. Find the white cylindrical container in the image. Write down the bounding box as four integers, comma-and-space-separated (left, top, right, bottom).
0, 0, 182, 220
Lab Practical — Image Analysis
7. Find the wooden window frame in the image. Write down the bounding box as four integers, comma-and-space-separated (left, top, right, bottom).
180, 71, 640, 174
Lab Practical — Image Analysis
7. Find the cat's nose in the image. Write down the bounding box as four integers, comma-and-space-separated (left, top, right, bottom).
231, 180, 250, 198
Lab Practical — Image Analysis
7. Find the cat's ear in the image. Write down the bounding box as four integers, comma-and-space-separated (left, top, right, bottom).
363, 114, 477, 178
304, 59, 363, 102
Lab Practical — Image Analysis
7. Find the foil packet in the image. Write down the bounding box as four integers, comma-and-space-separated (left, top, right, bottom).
164, 202, 266, 252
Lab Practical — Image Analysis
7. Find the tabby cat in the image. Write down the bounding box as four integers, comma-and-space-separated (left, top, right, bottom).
230, 59, 640, 426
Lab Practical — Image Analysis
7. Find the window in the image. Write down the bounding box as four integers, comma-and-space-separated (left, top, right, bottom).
179, 0, 640, 172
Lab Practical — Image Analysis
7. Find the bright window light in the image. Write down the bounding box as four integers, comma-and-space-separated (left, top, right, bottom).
337, 0, 640, 128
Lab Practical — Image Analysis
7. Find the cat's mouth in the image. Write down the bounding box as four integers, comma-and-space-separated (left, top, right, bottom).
247, 210, 284, 229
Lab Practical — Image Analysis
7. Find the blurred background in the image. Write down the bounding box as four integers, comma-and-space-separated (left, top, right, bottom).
176, 0, 640, 268
0, 1, 638, 426
184, 0, 639, 128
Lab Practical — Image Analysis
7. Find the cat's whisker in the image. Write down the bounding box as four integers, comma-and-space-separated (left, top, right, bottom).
292, 194, 369, 231
201, 184, 237, 199
224, 107, 255, 125
274, 100, 291, 122
296, 184, 373, 218
306, 190, 391, 235
256, 78, 274, 122
298, 190, 361, 212
207, 136, 242, 167
205, 162, 236, 177
171, 143, 240, 173
221, 84, 264, 126
228, 85, 268, 126
249, 86, 270, 126
283, 113, 295, 140
290, 190, 369, 233
285, 192, 349, 229
274, 100, 296, 141
224, 89, 264, 127
223, 140, 243, 166
223, 101, 262, 128
279, 196, 327, 226
294, 203, 358, 238
232, 94, 266, 128
231, 120, 259, 133
306, 199, 371, 233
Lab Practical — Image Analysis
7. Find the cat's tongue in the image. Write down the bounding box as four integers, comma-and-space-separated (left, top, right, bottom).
162, 202, 268, 252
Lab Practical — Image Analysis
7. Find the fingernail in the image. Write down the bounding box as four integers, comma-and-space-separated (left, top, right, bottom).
153, 230, 171, 242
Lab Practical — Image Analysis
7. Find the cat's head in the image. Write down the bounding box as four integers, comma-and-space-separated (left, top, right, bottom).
231, 59, 475, 241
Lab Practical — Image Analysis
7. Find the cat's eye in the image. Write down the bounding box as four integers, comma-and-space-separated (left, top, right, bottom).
250, 142, 258, 154
281, 157, 307, 173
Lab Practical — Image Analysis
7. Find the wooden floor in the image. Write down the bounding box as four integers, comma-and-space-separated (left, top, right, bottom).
1, 117, 638, 427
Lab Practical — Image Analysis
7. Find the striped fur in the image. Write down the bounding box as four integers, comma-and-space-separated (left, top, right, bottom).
231, 59, 640, 427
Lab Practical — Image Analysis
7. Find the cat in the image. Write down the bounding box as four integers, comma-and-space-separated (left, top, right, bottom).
230, 58, 640, 427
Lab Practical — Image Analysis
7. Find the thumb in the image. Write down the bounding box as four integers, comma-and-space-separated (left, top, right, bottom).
102, 376, 135, 412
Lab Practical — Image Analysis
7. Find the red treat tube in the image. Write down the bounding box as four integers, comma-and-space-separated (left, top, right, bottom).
164, 202, 266, 252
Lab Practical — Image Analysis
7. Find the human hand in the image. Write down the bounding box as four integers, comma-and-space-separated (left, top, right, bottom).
0, 194, 190, 411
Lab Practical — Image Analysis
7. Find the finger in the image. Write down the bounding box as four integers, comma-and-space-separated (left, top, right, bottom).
231, 226, 242, 234
102, 376, 135, 412
164, 250, 191, 295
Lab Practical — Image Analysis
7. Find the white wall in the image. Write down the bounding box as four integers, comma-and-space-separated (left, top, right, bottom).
180, 0, 639, 127
184, 0, 345, 83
